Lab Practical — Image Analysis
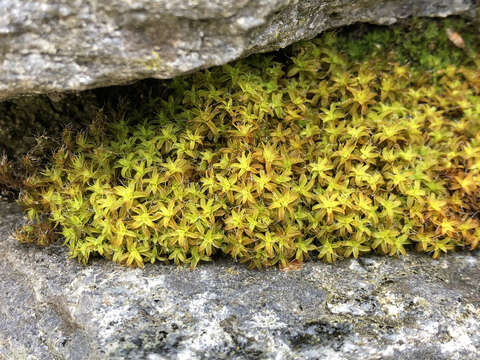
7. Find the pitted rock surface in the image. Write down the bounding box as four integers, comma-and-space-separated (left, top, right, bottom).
0, 201, 479, 359
0, 0, 478, 100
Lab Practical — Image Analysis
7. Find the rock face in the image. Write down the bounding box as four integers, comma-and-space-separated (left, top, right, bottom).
1, 201, 479, 359
0, 0, 478, 101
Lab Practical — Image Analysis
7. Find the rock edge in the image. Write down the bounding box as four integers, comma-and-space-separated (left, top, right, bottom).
0, 0, 478, 100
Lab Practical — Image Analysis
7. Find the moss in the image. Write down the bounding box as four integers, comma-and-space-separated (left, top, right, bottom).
7, 17, 480, 269
0, 92, 100, 199
0, 80, 168, 199
336, 17, 479, 69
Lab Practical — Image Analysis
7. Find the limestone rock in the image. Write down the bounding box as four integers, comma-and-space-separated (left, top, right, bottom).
0, 0, 477, 101
0, 200, 479, 359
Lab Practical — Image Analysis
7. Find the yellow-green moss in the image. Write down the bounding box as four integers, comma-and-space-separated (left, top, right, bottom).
11, 18, 480, 269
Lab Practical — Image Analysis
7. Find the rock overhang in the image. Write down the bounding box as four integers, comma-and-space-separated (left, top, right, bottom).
0, 0, 478, 101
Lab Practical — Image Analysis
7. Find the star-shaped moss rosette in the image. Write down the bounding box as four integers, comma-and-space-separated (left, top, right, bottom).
9, 18, 480, 269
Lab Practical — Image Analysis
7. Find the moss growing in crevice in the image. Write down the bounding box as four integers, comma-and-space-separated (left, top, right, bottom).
0, 79, 173, 199
6, 17, 480, 269
336, 16, 479, 68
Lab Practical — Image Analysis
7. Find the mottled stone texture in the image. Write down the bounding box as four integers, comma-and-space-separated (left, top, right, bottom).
0, 0, 477, 100
0, 200, 479, 359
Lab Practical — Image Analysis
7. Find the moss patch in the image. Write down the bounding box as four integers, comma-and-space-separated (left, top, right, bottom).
8, 17, 480, 269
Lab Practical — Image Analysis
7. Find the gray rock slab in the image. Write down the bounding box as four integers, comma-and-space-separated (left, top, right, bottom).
0, 201, 479, 359
0, 0, 478, 100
